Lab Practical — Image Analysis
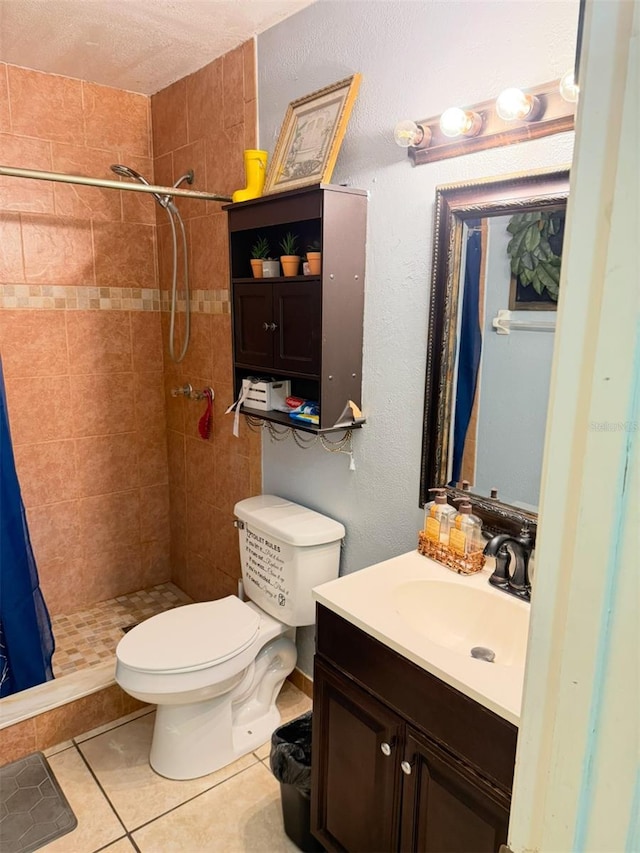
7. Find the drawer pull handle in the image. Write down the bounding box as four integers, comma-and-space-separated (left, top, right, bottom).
380, 742, 392, 757
401, 760, 412, 775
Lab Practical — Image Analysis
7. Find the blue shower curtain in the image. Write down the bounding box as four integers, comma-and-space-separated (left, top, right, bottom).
450, 225, 483, 485
0, 357, 54, 697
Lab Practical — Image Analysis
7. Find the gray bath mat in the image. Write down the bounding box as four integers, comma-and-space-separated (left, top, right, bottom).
0, 752, 77, 853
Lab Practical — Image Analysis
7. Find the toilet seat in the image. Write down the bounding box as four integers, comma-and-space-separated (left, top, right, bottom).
116, 596, 260, 674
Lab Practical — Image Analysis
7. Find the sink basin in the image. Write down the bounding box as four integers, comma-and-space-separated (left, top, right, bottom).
392, 580, 529, 668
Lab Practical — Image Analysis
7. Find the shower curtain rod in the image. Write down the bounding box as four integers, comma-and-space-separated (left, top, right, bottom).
0, 164, 233, 202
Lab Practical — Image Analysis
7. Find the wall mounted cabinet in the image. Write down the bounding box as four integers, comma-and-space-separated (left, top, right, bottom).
311, 605, 516, 852
225, 184, 367, 433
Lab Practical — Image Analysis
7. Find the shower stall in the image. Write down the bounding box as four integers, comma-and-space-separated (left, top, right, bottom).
0, 48, 260, 758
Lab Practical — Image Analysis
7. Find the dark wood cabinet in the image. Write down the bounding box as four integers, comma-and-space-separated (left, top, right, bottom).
225, 184, 367, 432
311, 605, 516, 853
234, 280, 322, 376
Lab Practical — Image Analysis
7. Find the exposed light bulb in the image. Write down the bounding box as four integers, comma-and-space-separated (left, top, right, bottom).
439, 107, 482, 138
393, 119, 430, 149
496, 88, 540, 122
559, 70, 579, 103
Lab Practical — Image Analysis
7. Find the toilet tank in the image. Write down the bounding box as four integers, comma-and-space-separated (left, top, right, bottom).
234, 495, 345, 627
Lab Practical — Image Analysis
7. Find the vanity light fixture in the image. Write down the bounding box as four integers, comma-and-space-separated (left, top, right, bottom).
439, 107, 483, 138
393, 119, 431, 149
495, 88, 542, 122
559, 70, 580, 103
398, 79, 575, 165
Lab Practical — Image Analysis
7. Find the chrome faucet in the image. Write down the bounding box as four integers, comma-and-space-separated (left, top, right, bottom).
483, 528, 533, 601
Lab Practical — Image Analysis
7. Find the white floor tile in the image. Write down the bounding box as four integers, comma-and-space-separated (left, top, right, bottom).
74, 706, 153, 744
132, 762, 298, 852
77, 713, 258, 831
100, 838, 137, 852
40, 747, 125, 853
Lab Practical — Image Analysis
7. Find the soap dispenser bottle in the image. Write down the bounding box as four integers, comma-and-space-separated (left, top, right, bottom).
423, 488, 456, 544
448, 500, 483, 556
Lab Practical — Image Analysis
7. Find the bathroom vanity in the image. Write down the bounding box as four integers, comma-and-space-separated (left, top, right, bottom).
310, 552, 528, 852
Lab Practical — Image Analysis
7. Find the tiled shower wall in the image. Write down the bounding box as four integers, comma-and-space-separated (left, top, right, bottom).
0, 43, 261, 619
151, 41, 262, 603
0, 63, 170, 617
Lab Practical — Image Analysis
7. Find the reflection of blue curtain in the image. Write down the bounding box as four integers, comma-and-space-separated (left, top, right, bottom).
0, 358, 54, 697
451, 226, 482, 485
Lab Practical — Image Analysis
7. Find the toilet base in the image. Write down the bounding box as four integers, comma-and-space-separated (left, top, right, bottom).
149, 635, 297, 780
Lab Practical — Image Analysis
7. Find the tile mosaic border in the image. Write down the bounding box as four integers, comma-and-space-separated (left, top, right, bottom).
0, 285, 230, 314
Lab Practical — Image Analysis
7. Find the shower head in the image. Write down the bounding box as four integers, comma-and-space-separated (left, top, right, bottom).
110, 164, 169, 208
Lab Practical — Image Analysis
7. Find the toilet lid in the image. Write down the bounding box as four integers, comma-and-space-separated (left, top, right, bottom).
116, 597, 261, 673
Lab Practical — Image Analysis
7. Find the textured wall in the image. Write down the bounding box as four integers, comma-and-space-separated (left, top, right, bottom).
0, 63, 170, 617
151, 41, 262, 603
258, 0, 578, 674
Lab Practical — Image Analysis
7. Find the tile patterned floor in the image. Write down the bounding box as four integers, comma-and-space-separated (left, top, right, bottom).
51, 585, 193, 677
34, 681, 311, 852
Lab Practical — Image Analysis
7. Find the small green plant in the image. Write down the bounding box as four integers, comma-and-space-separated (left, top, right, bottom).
506, 211, 563, 301
250, 235, 270, 260
307, 239, 321, 253
279, 231, 299, 256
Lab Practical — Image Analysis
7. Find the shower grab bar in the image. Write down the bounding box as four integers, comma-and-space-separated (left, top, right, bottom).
492, 309, 556, 335
0, 164, 232, 203
171, 384, 215, 401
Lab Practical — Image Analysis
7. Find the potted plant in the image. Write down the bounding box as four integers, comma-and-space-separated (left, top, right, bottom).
306, 239, 322, 275
250, 235, 270, 278
279, 231, 301, 277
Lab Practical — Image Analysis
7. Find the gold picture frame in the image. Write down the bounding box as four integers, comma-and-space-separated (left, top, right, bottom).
263, 74, 361, 195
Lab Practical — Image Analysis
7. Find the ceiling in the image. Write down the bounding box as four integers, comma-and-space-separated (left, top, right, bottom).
0, 0, 315, 94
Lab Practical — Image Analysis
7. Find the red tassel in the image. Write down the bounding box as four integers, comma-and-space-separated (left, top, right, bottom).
198, 389, 213, 439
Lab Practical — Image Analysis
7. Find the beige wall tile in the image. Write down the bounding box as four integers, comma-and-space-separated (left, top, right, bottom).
75, 432, 139, 497
137, 428, 169, 487
222, 45, 244, 129
21, 213, 94, 285
13, 439, 78, 507
51, 142, 123, 221
134, 371, 166, 430
93, 220, 156, 288
131, 312, 163, 372
0, 63, 10, 131
66, 311, 133, 374
186, 58, 223, 144
79, 490, 140, 556
151, 79, 188, 157
35, 686, 124, 750
7, 65, 84, 144
83, 81, 151, 158
0, 310, 68, 376
0, 212, 25, 281
0, 133, 55, 213
1, 717, 37, 763
140, 483, 170, 544
70, 372, 136, 437
4, 375, 73, 444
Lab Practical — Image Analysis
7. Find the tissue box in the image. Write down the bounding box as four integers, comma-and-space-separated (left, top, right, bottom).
242, 378, 291, 411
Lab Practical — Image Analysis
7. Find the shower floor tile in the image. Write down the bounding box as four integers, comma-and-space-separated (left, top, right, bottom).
50, 584, 192, 678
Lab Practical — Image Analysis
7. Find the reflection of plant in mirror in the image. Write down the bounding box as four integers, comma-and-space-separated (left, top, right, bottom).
506, 211, 563, 300
251, 235, 271, 259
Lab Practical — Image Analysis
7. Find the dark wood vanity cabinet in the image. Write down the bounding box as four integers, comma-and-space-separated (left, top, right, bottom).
225, 184, 367, 432
311, 606, 515, 853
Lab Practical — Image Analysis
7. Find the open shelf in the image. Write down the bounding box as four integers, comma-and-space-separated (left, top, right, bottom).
239, 405, 365, 435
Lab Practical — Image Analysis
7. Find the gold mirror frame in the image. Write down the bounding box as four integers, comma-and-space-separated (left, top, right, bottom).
419, 167, 570, 537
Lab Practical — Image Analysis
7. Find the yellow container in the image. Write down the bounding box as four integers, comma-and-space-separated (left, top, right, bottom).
232, 149, 268, 202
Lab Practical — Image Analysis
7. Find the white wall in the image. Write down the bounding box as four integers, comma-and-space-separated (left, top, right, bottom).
257, 0, 578, 674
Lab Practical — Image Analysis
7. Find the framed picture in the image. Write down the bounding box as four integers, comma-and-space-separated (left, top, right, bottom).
263, 74, 361, 195
507, 206, 566, 311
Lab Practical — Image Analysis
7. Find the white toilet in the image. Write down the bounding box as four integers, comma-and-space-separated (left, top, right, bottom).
115, 495, 344, 780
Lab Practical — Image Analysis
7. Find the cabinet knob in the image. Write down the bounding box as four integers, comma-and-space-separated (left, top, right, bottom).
380, 742, 392, 757
262, 322, 269, 331
269, 322, 278, 332
401, 760, 413, 775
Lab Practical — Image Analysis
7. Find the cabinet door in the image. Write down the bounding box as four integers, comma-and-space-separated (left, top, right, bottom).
311, 658, 403, 853
272, 281, 321, 376
233, 283, 273, 369
399, 728, 510, 853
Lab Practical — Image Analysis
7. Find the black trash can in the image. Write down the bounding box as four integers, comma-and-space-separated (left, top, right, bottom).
270, 711, 324, 852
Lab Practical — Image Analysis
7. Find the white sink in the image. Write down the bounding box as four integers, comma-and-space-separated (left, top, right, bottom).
313, 550, 531, 724
392, 580, 529, 668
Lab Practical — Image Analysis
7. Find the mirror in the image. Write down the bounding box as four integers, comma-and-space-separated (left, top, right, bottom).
420, 168, 570, 536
